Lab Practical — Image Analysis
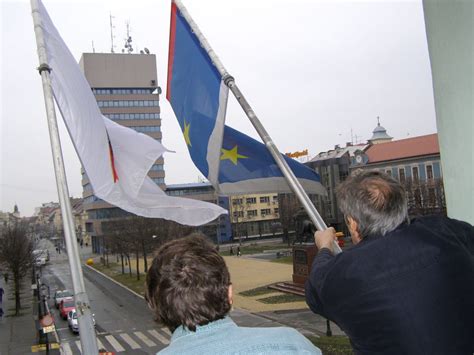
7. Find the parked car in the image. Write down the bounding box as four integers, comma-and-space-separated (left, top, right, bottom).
67, 310, 96, 333
53, 290, 73, 309
33, 249, 49, 266
59, 297, 76, 320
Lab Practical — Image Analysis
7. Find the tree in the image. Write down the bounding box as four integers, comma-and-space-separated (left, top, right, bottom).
278, 193, 301, 246
0, 224, 35, 315
105, 217, 194, 280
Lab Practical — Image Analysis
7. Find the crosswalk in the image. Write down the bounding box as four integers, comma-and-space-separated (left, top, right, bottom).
60, 328, 171, 354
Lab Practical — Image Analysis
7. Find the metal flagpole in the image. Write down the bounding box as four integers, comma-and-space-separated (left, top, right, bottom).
30, 0, 99, 352
174, 0, 342, 254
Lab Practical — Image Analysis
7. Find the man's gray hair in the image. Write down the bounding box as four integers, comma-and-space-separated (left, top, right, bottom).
336, 170, 408, 238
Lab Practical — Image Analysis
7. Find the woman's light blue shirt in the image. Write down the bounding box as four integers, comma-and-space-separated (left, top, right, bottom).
157, 316, 321, 355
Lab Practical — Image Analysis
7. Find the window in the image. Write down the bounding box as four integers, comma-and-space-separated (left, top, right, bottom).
247, 210, 258, 218
426, 165, 433, 180
232, 198, 243, 205
399, 168, 405, 183
260, 208, 271, 216
260, 196, 270, 203
274, 208, 279, 215
233, 211, 244, 218
386, 170, 392, 176
246, 197, 257, 204
272, 195, 278, 202
412, 166, 419, 182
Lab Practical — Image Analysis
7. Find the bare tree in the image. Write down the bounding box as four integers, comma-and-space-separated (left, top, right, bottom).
278, 193, 301, 246
0, 224, 35, 315
404, 178, 446, 218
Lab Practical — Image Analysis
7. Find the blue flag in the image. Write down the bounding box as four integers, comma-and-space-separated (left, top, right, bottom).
167, 2, 325, 196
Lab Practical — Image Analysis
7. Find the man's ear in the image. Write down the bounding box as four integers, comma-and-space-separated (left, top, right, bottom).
228, 284, 233, 305
347, 217, 362, 244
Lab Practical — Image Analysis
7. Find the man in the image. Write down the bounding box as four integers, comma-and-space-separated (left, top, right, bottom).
305, 170, 474, 354
146, 234, 321, 354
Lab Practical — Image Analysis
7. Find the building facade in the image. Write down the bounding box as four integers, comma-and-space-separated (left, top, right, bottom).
352, 133, 445, 216
305, 143, 367, 233
165, 182, 232, 243
79, 53, 164, 253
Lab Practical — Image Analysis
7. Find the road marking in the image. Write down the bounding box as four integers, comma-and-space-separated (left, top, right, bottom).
148, 329, 170, 345
161, 327, 172, 336
119, 333, 140, 349
134, 331, 156, 347
61, 342, 73, 355
105, 335, 125, 352
75, 340, 82, 353
97, 338, 106, 351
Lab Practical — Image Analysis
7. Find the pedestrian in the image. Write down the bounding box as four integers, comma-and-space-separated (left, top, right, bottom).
237, 246, 241, 257
0, 307, 3, 318
80, 240, 83, 248
3, 273, 8, 283
56, 246, 59, 254
146, 234, 321, 354
0, 287, 4, 303
305, 170, 474, 354
229, 246, 234, 256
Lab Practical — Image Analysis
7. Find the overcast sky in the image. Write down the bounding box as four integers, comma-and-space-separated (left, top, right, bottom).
0, 0, 437, 217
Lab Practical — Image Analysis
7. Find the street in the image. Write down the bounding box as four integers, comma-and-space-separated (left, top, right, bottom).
39, 240, 170, 354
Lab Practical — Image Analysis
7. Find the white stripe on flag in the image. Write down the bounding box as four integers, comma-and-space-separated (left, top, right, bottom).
148, 329, 170, 345
105, 335, 125, 352
134, 331, 156, 347
119, 333, 141, 349
207, 80, 229, 187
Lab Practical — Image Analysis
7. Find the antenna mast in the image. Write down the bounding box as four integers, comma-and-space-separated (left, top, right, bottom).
109, 13, 115, 53
123, 21, 133, 54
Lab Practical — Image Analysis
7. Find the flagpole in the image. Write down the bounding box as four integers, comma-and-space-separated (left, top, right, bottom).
30, 0, 99, 352
174, 0, 342, 254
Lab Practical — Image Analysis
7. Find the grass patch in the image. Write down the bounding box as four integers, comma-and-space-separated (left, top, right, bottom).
221, 243, 291, 256
91, 263, 146, 296
239, 286, 275, 297
258, 293, 303, 304
271, 256, 293, 264
306, 335, 353, 355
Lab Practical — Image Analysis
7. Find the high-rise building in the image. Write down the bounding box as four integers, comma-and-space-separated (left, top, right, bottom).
79, 53, 164, 252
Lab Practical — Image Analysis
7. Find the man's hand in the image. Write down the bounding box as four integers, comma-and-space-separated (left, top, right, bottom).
314, 227, 337, 254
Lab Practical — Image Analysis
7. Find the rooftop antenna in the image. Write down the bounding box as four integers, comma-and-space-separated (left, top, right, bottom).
123, 21, 133, 54
91, 40, 95, 53
109, 13, 116, 53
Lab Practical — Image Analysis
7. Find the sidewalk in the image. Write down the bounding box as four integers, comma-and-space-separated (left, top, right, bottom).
0, 275, 38, 355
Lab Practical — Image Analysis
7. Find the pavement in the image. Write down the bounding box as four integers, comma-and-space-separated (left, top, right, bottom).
0, 274, 39, 355
0, 238, 344, 355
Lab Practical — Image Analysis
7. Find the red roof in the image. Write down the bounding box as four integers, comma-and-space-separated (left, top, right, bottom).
366, 133, 439, 164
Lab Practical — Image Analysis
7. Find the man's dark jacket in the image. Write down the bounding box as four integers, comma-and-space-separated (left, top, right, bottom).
305, 216, 474, 354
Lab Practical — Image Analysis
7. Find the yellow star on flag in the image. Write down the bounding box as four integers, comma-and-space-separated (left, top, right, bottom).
220, 145, 248, 165
183, 120, 192, 147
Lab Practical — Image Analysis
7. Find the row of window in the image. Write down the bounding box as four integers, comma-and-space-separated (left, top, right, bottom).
83, 195, 102, 204
93, 88, 155, 95
132, 126, 161, 133
167, 187, 214, 196
98, 100, 159, 108
104, 113, 160, 120
152, 177, 165, 185
232, 195, 278, 205
150, 164, 164, 171
88, 208, 132, 220
388, 164, 437, 183
232, 208, 279, 219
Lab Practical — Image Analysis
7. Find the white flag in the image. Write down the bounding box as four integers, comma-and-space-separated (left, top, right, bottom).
36, 0, 227, 226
